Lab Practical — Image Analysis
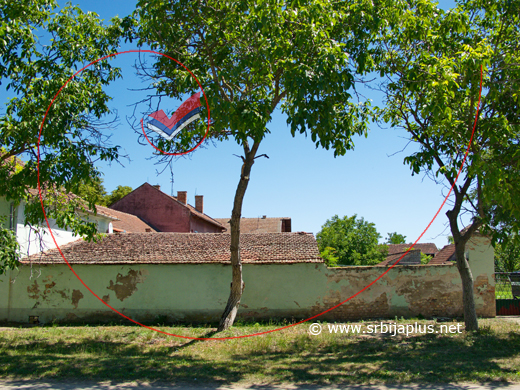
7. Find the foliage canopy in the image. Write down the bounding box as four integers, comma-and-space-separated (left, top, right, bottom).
0, 0, 132, 273
317, 214, 387, 266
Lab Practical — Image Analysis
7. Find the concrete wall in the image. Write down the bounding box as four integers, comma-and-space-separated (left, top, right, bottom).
0, 235, 495, 324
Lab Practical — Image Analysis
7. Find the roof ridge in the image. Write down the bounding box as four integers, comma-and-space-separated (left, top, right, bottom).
142, 183, 223, 229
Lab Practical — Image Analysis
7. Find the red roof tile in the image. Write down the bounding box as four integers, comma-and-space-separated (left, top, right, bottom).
100, 207, 156, 233
429, 244, 456, 264
180, 200, 224, 230
377, 250, 421, 266
215, 217, 291, 233
24, 232, 322, 265
387, 243, 438, 256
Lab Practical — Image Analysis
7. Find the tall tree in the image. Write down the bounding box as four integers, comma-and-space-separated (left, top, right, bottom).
0, 0, 130, 274
135, 0, 383, 330
374, 0, 520, 330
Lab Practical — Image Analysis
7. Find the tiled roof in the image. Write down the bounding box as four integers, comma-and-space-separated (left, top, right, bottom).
26, 188, 117, 221
377, 249, 421, 266
24, 232, 322, 264
377, 243, 439, 266
387, 243, 438, 256
180, 199, 224, 229
100, 207, 156, 233
429, 244, 456, 264
215, 217, 290, 233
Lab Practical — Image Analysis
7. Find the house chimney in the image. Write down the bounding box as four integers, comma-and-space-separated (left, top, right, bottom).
177, 191, 187, 205
262, 215, 267, 219
152, 184, 161, 191
195, 195, 203, 213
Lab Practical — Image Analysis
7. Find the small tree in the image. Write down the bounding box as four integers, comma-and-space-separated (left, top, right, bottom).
420, 253, 432, 265
75, 177, 108, 207
386, 232, 407, 244
105, 185, 133, 206
135, 0, 383, 330
320, 247, 340, 267
317, 215, 387, 266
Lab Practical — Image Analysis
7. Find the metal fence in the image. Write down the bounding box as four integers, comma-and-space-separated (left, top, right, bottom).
495, 272, 520, 299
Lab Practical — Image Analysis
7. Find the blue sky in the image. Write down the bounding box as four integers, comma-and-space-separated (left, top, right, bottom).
49, 0, 464, 248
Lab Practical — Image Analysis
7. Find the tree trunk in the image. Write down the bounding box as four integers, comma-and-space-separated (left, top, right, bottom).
447, 202, 480, 332
454, 240, 479, 331
217, 142, 259, 332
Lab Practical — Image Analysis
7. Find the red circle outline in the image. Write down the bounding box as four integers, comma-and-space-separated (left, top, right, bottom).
37, 54, 483, 340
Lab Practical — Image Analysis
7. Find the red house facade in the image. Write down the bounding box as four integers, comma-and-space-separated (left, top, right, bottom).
109, 183, 224, 233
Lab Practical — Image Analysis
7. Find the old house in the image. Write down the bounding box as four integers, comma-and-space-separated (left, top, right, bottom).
429, 244, 456, 265
0, 188, 156, 257
378, 243, 439, 266
110, 183, 224, 233
106, 207, 156, 233
0, 190, 116, 257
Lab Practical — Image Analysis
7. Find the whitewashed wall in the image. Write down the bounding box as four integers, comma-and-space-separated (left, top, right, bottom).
1, 197, 114, 257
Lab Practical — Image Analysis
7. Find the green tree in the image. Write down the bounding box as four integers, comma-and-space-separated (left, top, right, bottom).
320, 247, 340, 267
135, 0, 383, 330
0, 216, 20, 275
375, 0, 520, 330
105, 185, 133, 206
74, 177, 108, 207
317, 215, 386, 266
420, 253, 432, 265
386, 232, 407, 244
495, 238, 520, 273
0, 0, 130, 274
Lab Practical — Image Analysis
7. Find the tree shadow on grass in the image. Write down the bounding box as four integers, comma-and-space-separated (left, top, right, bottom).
0, 338, 240, 384
0, 329, 519, 386
227, 331, 520, 385
174, 329, 219, 351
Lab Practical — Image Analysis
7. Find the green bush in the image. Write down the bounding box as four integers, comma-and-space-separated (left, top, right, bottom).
0, 216, 21, 276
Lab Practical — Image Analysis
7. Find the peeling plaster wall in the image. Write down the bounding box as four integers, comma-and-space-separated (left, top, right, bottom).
0, 236, 495, 324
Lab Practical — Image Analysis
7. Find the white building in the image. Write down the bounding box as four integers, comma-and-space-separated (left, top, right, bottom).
0, 195, 115, 257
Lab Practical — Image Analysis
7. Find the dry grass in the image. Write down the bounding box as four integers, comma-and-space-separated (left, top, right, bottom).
0, 318, 519, 385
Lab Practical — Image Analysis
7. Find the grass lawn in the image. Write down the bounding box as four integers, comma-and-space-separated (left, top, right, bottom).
1, 318, 519, 385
